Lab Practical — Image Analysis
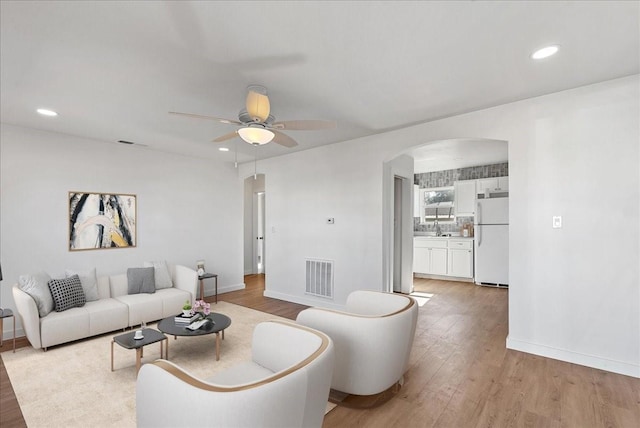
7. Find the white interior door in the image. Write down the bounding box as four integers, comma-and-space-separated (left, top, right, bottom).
253, 191, 265, 274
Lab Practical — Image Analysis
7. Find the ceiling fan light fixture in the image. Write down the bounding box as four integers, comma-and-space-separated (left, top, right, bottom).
238, 126, 274, 145
246, 85, 270, 122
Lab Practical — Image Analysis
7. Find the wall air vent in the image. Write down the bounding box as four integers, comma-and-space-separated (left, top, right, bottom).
305, 259, 334, 299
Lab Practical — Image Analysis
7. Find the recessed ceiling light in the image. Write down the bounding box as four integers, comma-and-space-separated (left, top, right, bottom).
531, 45, 559, 60
219, 147, 230, 152
37, 108, 58, 116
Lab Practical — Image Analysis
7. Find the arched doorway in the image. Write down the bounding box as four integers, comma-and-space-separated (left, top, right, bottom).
383, 138, 508, 293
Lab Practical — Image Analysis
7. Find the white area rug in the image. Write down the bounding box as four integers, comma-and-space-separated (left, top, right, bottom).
2, 302, 335, 427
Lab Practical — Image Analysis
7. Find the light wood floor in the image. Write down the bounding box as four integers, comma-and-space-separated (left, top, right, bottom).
1, 275, 639, 427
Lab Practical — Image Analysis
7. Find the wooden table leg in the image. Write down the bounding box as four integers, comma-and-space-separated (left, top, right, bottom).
12, 315, 15, 353
215, 332, 220, 361
166, 337, 169, 359
136, 348, 142, 374
111, 340, 114, 371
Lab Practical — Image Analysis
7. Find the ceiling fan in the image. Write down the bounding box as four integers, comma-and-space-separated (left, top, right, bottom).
170, 85, 336, 148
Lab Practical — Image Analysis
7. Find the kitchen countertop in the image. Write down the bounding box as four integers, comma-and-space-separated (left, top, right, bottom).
414, 234, 474, 239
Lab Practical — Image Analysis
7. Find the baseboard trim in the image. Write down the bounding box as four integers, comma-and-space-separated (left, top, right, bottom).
1, 326, 24, 341
506, 336, 639, 378
263, 290, 345, 311
204, 282, 245, 297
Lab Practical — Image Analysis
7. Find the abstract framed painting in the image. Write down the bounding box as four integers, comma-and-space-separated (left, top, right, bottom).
69, 192, 137, 251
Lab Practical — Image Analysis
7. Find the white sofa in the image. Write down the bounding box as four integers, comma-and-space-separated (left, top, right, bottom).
137, 320, 335, 428
296, 290, 418, 398
12, 264, 198, 350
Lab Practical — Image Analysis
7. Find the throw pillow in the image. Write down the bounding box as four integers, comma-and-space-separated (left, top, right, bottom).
18, 272, 54, 317
65, 267, 99, 301
48, 275, 86, 312
143, 260, 173, 289
127, 267, 155, 294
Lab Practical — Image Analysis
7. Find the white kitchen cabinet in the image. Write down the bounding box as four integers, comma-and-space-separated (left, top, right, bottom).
454, 180, 476, 216
414, 237, 474, 279
476, 176, 509, 194
413, 247, 430, 273
430, 248, 448, 275
448, 239, 474, 278
413, 238, 448, 275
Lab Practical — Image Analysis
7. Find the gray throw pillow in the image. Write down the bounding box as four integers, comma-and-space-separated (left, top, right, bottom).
48, 275, 86, 312
143, 260, 173, 289
65, 268, 99, 301
127, 267, 155, 294
18, 272, 54, 317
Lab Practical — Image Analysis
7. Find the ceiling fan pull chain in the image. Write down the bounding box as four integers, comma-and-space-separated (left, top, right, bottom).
254, 142, 258, 180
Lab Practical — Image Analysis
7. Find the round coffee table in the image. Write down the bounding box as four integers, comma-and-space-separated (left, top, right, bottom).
158, 313, 231, 361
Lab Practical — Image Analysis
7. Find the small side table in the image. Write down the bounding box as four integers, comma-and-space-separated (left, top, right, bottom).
0, 308, 16, 353
198, 273, 218, 303
111, 328, 168, 374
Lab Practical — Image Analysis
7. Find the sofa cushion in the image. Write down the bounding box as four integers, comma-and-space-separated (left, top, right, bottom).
84, 299, 129, 335
40, 307, 90, 348
157, 288, 192, 318
127, 267, 155, 294
18, 271, 54, 317
48, 275, 86, 312
65, 267, 99, 301
115, 294, 164, 326
109, 274, 128, 297
144, 260, 173, 289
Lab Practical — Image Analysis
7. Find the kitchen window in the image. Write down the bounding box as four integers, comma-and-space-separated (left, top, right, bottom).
420, 186, 455, 223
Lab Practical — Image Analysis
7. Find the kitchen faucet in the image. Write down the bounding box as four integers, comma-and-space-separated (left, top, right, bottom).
434, 220, 442, 236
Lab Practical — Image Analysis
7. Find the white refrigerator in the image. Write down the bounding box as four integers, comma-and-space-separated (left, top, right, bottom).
474, 197, 509, 287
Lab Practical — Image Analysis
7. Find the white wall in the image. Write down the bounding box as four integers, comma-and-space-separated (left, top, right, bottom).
240, 75, 639, 377
0, 124, 244, 336
241, 142, 387, 309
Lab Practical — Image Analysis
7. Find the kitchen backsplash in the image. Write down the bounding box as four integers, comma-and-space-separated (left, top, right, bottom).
414, 162, 508, 188
414, 216, 474, 234
414, 162, 508, 234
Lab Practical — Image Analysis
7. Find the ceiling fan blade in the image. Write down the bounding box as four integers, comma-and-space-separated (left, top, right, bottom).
169, 111, 242, 125
212, 131, 238, 143
271, 130, 298, 148
271, 119, 337, 130
246, 86, 270, 122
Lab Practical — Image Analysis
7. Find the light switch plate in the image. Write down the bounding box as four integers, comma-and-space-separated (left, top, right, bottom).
552, 216, 562, 228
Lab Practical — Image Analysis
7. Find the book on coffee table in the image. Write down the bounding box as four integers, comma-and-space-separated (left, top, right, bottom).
174, 313, 199, 323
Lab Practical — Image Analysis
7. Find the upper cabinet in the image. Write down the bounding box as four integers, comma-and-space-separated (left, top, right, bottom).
476, 176, 509, 194
454, 180, 476, 217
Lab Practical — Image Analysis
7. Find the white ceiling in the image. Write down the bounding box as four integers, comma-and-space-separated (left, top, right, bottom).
1, 1, 638, 165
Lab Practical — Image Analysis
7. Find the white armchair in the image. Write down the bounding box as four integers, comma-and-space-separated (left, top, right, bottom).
296, 290, 418, 398
136, 320, 334, 428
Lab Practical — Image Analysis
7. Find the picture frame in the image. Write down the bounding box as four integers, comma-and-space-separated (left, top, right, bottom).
68, 192, 137, 251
